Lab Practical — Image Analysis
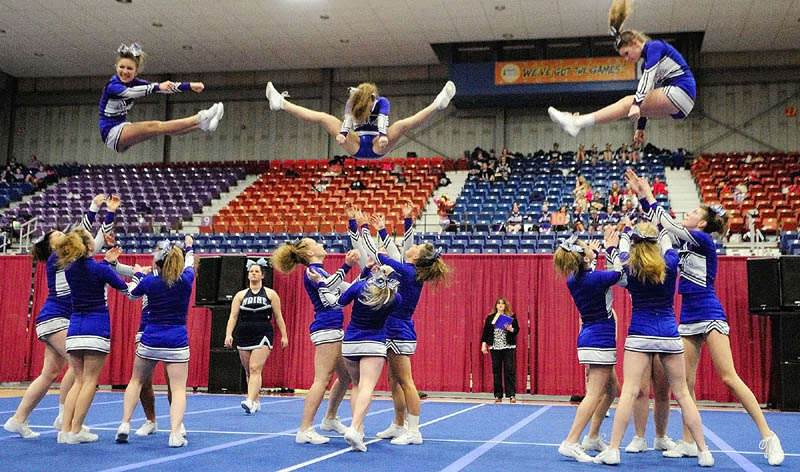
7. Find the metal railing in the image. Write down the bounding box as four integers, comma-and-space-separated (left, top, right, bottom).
18, 216, 39, 254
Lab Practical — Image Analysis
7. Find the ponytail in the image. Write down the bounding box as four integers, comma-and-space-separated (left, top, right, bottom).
608, 0, 649, 50
271, 239, 313, 273
160, 246, 185, 286
54, 228, 92, 268
349, 83, 378, 123
627, 223, 666, 284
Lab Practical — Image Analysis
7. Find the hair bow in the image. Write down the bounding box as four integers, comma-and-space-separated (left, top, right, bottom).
709, 204, 727, 217
152, 239, 173, 263
32, 229, 47, 245
369, 270, 400, 291
246, 257, 268, 271
609, 26, 622, 49
559, 234, 584, 253
117, 43, 143, 57
629, 227, 658, 243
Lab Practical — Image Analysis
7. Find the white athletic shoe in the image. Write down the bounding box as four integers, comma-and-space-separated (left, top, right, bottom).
391, 430, 423, 445
593, 447, 621, 465
4, 417, 40, 439
115, 422, 131, 443
548, 106, 581, 137
57, 431, 67, 443
759, 435, 785, 466
295, 427, 330, 444
208, 102, 224, 131
376, 423, 406, 439
64, 428, 98, 444
320, 417, 348, 435
625, 435, 647, 453
558, 441, 593, 463
241, 398, 255, 415
53, 414, 62, 430
581, 434, 608, 452
266, 82, 287, 111
344, 427, 367, 452
134, 420, 157, 437
698, 450, 714, 467
251, 401, 261, 413
179, 422, 187, 438
662, 440, 699, 458
654, 435, 677, 451
169, 433, 188, 448
197, 103, 219, 132
433, 81, 456, 110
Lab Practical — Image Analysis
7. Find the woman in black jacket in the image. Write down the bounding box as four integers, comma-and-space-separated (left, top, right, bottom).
480, 298, 520, 403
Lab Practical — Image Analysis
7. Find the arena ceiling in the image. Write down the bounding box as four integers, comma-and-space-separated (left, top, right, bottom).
1, 0, 798, 77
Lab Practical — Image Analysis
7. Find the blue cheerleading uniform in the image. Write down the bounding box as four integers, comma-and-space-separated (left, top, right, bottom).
339, 95, 390, 159
98, 75, 190, 152
566, 247, 624, 365
335, 267, 402, 358
35, 204, 115, 339
304, 261, 353, 345
357, 218, 422, 355
64, 258, 131, 353
618, 230, 684, 354
633, 40, 696, 127
641, 200, 729, 337
127, 247, 194, 362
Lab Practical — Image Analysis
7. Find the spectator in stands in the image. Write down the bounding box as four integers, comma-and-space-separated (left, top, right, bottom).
478, 162, 494, 182
28, 154, 42, 170
500, 147, 513, 163
690, 154, 709, 173
552, 206, 570, 232
487, 149, 498, 168
573, 219, 586, 232
651, 176, 668, 196
573, 176, 593, 202
782, 177, 800, 195
312, 177, 331, 192
548, 143, 562, 162
587, 208, 602, 233
608, 189, 622, 211
574, 196, 589, 214
13, 166, 34, 184
745, 171, 762, 188
576, 144, 586, 163
734, 183, 748, 203
350, 178, 367, 190
589, 144, 599, 160
616, 143, 629, 162
603, 143, 614, 162
494, 155, 511, 183
607, 204, 622, 227
0, 165, 14, 184
506, 202, 523, 233
539, 201, 552, 233
435, 194, 456, 231
390, 163, 404, 178
628, 148, 640, 163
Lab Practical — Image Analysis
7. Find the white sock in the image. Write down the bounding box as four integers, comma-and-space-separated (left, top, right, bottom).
58, 404, 64, 415
407, 414, 420, 433
575, 113, 595, 129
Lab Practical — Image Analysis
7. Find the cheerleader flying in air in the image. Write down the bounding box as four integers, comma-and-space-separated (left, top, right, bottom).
548, 0, 696, 146
99, 43, 224, 153
265, 80, 455, 159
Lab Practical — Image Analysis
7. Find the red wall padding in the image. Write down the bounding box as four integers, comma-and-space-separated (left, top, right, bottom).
1, 254, 771, 403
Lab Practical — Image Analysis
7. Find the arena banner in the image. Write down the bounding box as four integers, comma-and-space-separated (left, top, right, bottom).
495, 57, 635, 85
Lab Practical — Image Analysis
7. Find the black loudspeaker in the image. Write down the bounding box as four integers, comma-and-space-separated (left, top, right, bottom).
208, 349, 246, 394
775, 362, 800, 411
775, 316, 800, 363
747, 258, 781, 313
779, 256, 800, 310
195, 257, 221, 306
209, 305, 232, 349
216, 256, 247, 303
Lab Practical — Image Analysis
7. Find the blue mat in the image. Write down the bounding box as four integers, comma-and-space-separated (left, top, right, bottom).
0, 392, 797, 471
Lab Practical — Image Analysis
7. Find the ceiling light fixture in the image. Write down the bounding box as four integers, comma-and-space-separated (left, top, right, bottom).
502, 33, 513, 39
116, 0, 132, 3
0, 29, 6, 34
151, 22, 163, 27
320, 15, 330, 20
494, 5, 506, 11
34, 52, 44, 57
182, 45, 192, 50
339, 39, 350, 44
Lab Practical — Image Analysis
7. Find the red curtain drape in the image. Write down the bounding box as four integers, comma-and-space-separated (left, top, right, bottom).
2, 254, 773, 402
0, 256, 34, 382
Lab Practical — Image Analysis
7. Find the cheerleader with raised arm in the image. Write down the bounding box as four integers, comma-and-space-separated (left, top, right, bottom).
114, 236, 196, 447
626, 168, 784, 466
308, 259, 402, 452
271, 239, 359, 444
3, 195, 116, 439
553, 230, 622, 462
99, 43, 223, 153
224, 258, 288, 415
